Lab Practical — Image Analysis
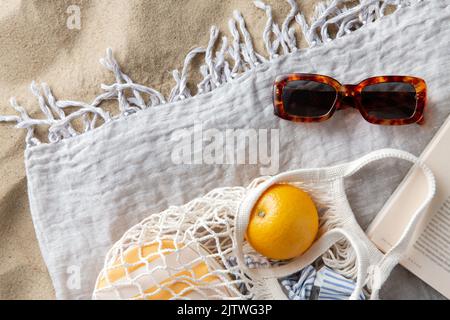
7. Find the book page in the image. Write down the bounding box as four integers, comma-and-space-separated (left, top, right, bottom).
367, 116, 450, 299
413, 197, 450, 274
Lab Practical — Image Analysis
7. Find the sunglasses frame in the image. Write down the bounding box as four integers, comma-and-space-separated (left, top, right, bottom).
273, 73, 427, 125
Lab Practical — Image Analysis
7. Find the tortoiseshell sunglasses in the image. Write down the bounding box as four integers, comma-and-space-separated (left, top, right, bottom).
273, 74, 427, 125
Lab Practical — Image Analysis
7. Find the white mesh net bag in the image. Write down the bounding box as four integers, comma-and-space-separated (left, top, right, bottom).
92, 174, 353, 300
93, 148, 436, 300
92, 178, 271, 300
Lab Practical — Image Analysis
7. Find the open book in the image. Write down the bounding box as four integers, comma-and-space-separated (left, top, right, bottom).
367, 117, 450, 299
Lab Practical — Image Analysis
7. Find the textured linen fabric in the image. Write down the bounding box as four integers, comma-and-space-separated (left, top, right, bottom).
24, 1, 450, 299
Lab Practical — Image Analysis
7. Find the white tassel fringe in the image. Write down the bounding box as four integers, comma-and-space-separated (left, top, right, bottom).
0, 0, 423, 147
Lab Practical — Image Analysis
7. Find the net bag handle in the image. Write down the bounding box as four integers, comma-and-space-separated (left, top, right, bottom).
234, 148, 436, 300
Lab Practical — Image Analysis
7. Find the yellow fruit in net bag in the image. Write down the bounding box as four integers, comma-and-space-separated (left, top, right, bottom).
95, 239, 232, 299
246, 184, 319, 260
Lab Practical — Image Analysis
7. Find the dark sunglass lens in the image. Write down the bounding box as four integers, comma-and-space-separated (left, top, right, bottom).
361, 82, 417, 120
282, 80, 337, 117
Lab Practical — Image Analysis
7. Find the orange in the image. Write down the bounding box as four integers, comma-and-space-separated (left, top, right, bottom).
246, 184, 319, 260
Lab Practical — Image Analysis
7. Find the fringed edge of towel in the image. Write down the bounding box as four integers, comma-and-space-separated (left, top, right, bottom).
0, 0, 423, 147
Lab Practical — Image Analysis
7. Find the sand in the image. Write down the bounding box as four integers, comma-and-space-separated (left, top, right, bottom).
0, 0, 323, 299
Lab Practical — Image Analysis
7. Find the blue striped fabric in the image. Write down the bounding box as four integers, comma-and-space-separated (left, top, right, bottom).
281, 266, 366, 300
227, 256, 365, 300
281, 265, 316, 300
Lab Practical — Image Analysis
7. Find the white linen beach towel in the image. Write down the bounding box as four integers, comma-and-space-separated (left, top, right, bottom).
1, 0, 450, 299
